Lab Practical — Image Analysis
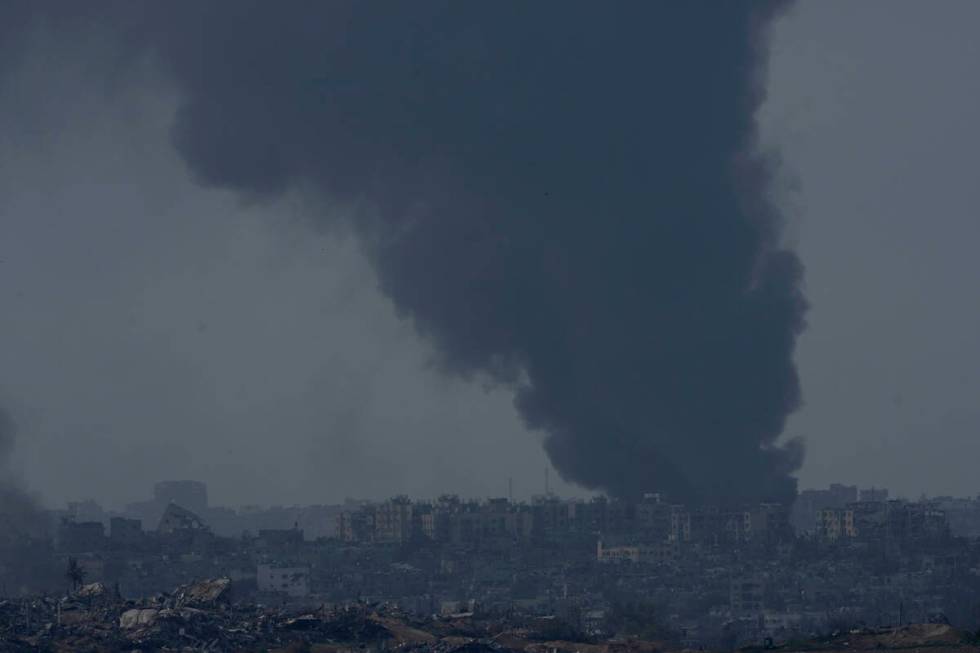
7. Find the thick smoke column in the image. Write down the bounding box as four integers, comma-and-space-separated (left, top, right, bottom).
11, 1, 807, 503
0, 407, 52, 593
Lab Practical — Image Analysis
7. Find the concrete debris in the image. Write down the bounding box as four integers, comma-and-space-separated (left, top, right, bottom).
173, 576, 231, 608
2, 582, 980, 653
75, 581, 108, 599
119, 607, 159, 629
0, 582, 637, 652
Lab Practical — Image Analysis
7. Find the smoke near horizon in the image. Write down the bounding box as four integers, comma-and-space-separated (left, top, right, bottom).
4, 1, 807, 504
0, 406, 41, 528
0, 406, 53, 592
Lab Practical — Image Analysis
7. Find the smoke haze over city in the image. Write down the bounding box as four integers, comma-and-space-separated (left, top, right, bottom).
1, 1, 979, 510
5, 5, 980, 646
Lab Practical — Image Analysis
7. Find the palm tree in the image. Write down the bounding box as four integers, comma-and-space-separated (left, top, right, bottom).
66, 557, 86, 592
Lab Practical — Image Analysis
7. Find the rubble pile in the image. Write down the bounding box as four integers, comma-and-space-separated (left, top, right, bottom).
817, 623, 975, 651
5, 577, 980, 653
741, 623, 980, 653
0, 577, 633, 652
1, 578, 338, 651
172, 577, 231, 609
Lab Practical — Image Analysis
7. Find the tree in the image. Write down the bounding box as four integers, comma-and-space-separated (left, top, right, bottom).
65, 557, 85, 592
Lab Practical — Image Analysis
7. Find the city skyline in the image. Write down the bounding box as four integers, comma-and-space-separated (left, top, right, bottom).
2, 2, 979, 646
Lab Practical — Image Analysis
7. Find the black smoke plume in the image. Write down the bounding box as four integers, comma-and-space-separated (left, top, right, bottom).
10, 1, 807, 503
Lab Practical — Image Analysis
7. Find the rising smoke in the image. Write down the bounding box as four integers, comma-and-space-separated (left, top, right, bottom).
6, 1, 806, 504
0, 406, 53, 594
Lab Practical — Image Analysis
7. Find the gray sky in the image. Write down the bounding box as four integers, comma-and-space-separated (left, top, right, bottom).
0, 45, 578, 508
766, 1, 980, 498
1, 1, 979, 508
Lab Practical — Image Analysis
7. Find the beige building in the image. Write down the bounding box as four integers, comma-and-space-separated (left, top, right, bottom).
596, 539, 676, 564
817, 508, 856, 541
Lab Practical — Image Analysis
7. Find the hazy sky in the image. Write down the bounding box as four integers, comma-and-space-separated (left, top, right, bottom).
1, 1, 979, 509
0, 45, 579, 508
765, 1, 980, 498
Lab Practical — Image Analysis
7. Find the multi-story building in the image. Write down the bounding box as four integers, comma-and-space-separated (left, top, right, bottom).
531, 495, 571, 537
338, 506, 375, 543
374, 496, 414, 543
818, 499, 948, 546
670, 503, 791, 546
109, 517, 143, 548
636, 494, 671, 539
791, 484, 858, 533
57, 519, 106, 554
817, 508, 856, 542
859, 488, 889, 503
731, 575, 765, 615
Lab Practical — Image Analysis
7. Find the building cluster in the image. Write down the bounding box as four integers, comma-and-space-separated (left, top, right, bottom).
815, 499, 948, 545
792, 483, 950, 546
6, 481, 980, 651
931, 496, 980, 538
337, 493, 793, 550
70, 480, 344, 541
